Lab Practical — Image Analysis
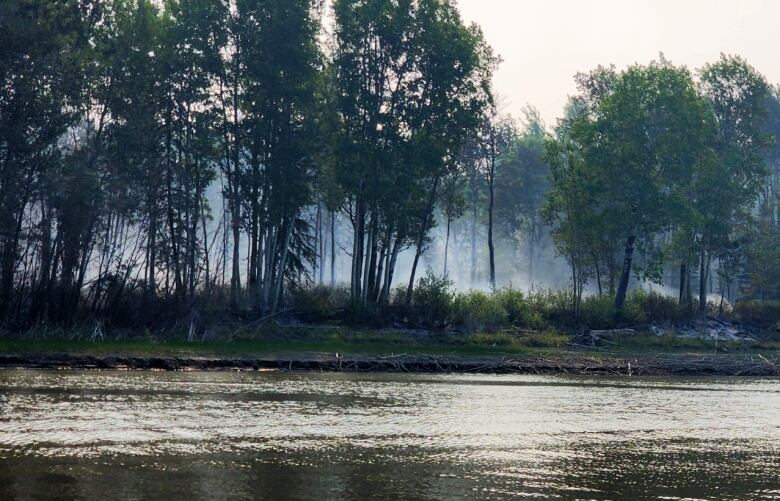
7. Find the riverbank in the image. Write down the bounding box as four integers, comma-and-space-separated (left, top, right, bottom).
1, 348, 778, 376
2, 322, 779, 376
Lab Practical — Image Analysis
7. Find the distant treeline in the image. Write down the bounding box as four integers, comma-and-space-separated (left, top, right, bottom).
1, 0, 779, 329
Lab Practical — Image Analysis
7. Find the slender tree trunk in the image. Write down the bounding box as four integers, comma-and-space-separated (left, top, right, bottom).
351, 199, 365, 304
314, 201, 321, 283
592, 250, 602, 296
698, 249, 709, 314
330, 211, 336, 287
528, 222, 535, 286
443, 216, 451, 276
230, 206, 241, 309
361, 216, 375, 304
201, 205, 211, 298
381, 237, 402, 306
405, 176, 440, 305
487, 136, 496, 290
614, 234, 636, 311
318, 203, 325, 285
470, 171, 477, 287
271, 218, 294, 314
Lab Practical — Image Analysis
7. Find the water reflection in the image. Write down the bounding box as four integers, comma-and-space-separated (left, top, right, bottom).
0, 371, 778, 499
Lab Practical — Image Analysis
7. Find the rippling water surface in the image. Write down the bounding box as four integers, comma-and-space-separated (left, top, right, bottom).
0, 370, 779, 499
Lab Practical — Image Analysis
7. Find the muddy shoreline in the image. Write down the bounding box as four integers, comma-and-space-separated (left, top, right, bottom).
1, 352, 778, 376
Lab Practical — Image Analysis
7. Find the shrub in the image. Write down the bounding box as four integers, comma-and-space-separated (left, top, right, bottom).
580, 295, 617, 329
452, 290, 507, 332
527, 288, 575, 327
516, 330, 571, 349
292, 285, 350, 319
411, 268, 454, 326
732, 300, 780, 331
492, 288, 546, 330
616, 298, 647, 326
627, 289, 683, 324
468, 331, 513, 346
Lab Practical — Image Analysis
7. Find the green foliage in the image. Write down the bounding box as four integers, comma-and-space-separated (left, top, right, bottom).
579, 295, 618, 329
628, 290, 686, 323
466, 330, 570, 350
544, 56, 773, 313
451, 291, 508, 332
467, 331, 513, 346
332, 0, 496, 306
411, 269, 455, 326
491, 288, 545, 329
526, 288, 576, 327
292, 285, 350, 319
732, 301, 780, 331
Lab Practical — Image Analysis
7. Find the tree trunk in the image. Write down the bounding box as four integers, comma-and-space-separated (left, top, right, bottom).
487, 135, 496, 290
528, 221, 535, 285
271, 218, 295, 314
350, 198, 365, 304
614, 234, 636, 311
470, 172, 477, 287
698, 250, 709, 314
330, 211, 336, 287
405, 176, 440, 305
592, 250, 602, 296
381, 237, 402, 307
443, 216, 451, 276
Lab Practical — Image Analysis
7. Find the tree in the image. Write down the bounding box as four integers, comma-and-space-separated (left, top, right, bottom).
480, 106, 514, 290
570, 59, 716, 311
692, 54, 772, 311
238, 0, 324, 314
439, 174, 467, 277
495, 105, 550, 285
332, 0, 494, 307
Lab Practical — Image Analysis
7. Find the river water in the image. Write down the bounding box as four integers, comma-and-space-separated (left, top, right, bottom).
0, 370, 778, 500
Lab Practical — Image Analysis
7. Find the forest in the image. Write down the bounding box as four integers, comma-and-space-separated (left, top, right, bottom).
2, 0, 780, 337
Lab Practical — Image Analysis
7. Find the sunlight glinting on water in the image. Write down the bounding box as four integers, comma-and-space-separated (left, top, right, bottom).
1, 371, 779, 499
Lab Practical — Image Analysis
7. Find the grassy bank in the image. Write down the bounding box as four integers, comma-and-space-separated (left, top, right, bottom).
1, 331, 779, 376
2, 323, 779, 360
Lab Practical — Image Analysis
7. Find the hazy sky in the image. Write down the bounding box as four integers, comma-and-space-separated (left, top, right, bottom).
454, 0, 780, 127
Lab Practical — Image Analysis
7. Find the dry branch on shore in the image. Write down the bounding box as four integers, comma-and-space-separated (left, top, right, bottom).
1, 352, 777, 377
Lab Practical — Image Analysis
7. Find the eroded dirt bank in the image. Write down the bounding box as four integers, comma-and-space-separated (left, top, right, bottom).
0, 352, 778, 376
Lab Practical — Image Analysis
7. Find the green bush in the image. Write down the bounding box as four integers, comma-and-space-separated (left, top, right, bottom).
467, 331, 513, 346
516, 330, 570, 349
527, 288, 575, 327
492, 288, 547, 330
411, 268, 454, 326
580, 295, 617, 329
617, 298, 647, 326
452, 290, 508, 332
466, 330, 571, 349
732, 300, 780, 331
292, 285, 350, 318
627, 289, 683, 324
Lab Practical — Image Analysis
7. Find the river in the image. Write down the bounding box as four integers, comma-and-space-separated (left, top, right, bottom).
0, 370, 778, 499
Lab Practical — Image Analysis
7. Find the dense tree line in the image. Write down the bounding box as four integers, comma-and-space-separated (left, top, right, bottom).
2, 0, 779, 331
0, 0, 497, 328
545, 56, 780, 318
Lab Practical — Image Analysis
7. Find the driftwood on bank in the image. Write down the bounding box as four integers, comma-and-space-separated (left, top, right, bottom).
0, 352, 778, 377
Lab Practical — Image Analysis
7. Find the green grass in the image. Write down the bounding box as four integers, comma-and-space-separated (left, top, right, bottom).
1, 324, 778, 360
599, 332, 780, 355
0, 327, 567, 359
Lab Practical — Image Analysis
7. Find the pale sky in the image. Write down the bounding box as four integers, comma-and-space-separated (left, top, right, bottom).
454, 0, 780, 127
